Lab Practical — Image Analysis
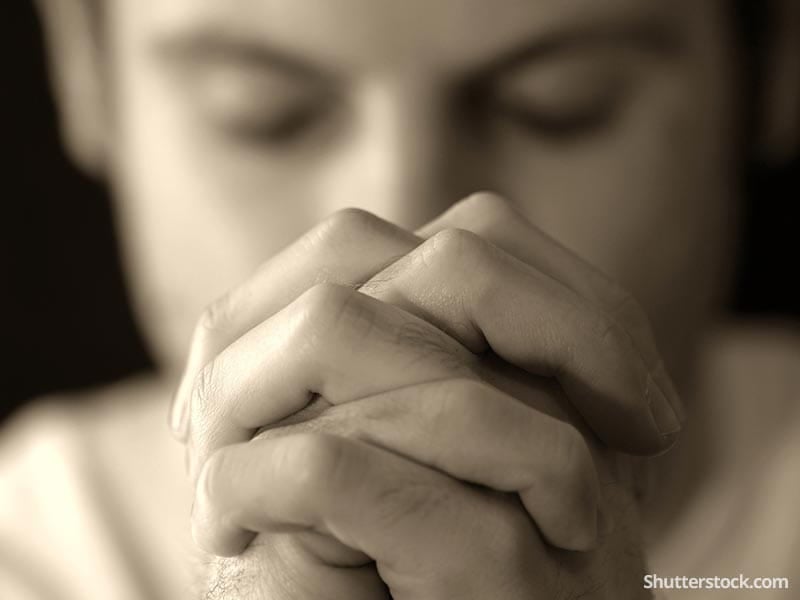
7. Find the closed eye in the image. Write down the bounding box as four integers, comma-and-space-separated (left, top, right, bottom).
154, 33, 337, 147
485, 52, 634, 141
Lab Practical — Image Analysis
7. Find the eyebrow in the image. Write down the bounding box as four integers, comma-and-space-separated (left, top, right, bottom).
152, 15, 683, 83
152, 29, 333, 82
471, 17, 684, 81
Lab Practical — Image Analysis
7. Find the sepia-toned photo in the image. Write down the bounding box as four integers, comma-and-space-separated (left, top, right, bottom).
3, 1, 799, 598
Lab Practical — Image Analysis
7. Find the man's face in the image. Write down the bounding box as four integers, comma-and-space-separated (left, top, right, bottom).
104, 0, 742, 373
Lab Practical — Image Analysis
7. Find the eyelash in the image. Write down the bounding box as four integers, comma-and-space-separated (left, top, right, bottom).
499, 99, 621, 140
228, 105, 321, 145
217, 86, 623, 149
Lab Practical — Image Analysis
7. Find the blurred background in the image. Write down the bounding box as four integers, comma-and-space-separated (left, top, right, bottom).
4, 1, 152, 422
3, 1, 798, 422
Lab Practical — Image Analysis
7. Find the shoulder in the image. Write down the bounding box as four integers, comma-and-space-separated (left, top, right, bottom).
699, 318, 800, 437
0, 377, 196, 599
652, 319, 800, 594
702, 318, 800, 382
698, 319, 800, 497
0, 376, 179, 495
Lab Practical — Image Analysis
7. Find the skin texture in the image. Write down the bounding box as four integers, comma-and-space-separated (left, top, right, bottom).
103, 0, 742, 379
177, 195, 674, 598
98, 0, 742, 596
39, 0, 795, 597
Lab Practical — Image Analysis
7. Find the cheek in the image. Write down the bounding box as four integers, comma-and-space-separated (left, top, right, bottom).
491, 51, 741, 360
110, 61, 324, 367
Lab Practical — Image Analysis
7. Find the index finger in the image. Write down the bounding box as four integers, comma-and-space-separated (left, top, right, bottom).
416, 191, 684, 424
171, 209, 421, 439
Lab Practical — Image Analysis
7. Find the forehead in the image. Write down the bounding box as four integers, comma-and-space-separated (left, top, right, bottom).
109, 0, 721, 74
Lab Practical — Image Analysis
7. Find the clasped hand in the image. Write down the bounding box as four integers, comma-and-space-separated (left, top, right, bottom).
170, 192, 683, 599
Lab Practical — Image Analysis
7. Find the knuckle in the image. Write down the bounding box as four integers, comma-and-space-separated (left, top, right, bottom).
300, 282, 356, 317
299, 283, 375, 346
425, 227, 489, 270
300, 282, 358, 327
451, 191, 515, 223
317, 208, 382, 247
430, 227, 483, 256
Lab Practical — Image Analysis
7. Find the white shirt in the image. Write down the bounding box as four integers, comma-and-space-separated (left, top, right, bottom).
1, 323, 798, 599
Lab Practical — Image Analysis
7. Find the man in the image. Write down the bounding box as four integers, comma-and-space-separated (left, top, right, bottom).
2, 0, 799, 598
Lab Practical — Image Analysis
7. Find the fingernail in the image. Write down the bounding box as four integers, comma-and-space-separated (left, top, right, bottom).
652, 361, 687, 424
647, 374, 682, 438
169, 388, 189, 440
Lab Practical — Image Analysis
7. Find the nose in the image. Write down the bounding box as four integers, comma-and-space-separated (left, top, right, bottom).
315, 82, 480, 230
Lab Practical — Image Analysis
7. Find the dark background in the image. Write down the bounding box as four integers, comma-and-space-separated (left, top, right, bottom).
3, 2, 798, 422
